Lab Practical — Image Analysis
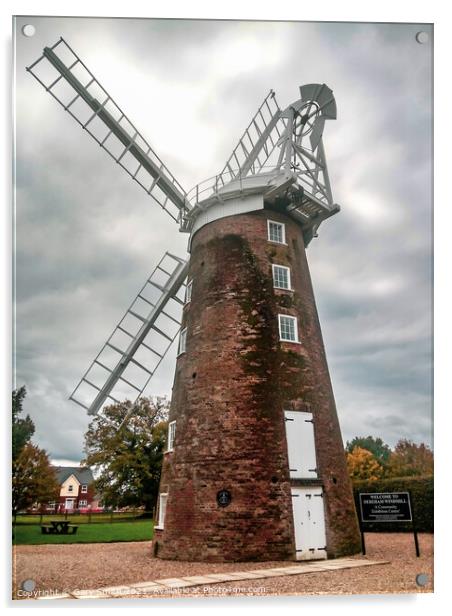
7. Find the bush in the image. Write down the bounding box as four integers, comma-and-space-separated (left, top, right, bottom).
352, 475, 433, 533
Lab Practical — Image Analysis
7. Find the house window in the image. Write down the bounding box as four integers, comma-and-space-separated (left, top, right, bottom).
81, 485, 88, 493
267, 220, 286, 244
158, 493, 168, 528
167, 420, 176, 452
272, 264, 291, 290
185, 280, 193, 304
178, 328, 187, 355
278, 314, 299, 343
68, 485, 73, 492
47, 502, 55, 509
79, 500, 88, 507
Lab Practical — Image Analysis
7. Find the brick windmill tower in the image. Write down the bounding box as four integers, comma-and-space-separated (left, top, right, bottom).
28, 38, 361, 562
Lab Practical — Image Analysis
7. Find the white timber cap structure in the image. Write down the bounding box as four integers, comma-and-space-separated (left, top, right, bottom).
186, 169, 296, 248
185, 167, 339, 250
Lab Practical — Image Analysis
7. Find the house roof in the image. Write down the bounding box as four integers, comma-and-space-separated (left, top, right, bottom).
53, 466, 94, 486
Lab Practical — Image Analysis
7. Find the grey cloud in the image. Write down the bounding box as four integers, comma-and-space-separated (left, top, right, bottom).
14, 17, 432, 461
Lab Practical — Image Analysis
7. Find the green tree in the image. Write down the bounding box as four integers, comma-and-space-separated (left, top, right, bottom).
345, 435, 391, 466
82, 397, 169, 512
12, 443, 60, 514
12, 386, 35, 461
346, 446, 384, 482
386, 439, 434, 478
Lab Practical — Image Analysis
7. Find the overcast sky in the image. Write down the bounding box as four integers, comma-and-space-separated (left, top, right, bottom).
13, 17, 433, 464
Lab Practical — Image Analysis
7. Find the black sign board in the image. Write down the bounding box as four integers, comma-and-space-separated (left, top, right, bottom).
217, 489, 232, 508
357, 491, 419, 558
359, 492, 412, 523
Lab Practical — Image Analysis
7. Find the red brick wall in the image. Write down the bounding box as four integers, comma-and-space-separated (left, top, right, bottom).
155, 206, 361, 561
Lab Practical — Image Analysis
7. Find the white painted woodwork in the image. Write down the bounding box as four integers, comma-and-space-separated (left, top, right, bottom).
284, 411, 317, 479
291, 487, 327, 560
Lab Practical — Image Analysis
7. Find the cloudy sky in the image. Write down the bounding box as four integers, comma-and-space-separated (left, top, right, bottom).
13, 17, 433, 464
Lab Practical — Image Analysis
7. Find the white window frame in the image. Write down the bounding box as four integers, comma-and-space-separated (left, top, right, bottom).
81, 484, 88, 493
47, 502, 56, 509
278, 314, 300, 343
156, 492, 168, 529
185, 280, 193, 305
178, 328, 187, 356
68, 485, 73, 492
167, 420, 176, 452
267, 219, 286, 244
272, 264, 291, 290
78, 499, 88, 507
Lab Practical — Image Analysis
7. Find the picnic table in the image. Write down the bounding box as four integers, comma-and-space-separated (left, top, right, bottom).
41, 520, 79, 535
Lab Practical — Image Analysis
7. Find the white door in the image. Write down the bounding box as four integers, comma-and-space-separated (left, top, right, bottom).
291, 487, 327, 560
65, 498, 75, 510
284, 411, 317, 479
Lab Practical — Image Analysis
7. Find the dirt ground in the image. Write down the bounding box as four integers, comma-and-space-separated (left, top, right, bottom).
12, 533, 433, 599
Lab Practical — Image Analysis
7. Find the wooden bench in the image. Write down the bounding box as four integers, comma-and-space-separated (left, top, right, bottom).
40, 522, 79, 535
40, 524, 55, 535
66, 524, 79, 535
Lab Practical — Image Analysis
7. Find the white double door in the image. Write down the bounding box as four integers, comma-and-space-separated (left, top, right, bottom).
65, 498, 75, 510
291, 487, 327, 560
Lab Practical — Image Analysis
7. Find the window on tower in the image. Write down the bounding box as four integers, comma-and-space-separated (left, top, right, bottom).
272, 264, 291, 290
267, 220, 286, 244
157, 492, 168, 529
185, 280, 193, 304
167, 420, 176, 452
278, 314, 300, 343
178, 328, 187, 355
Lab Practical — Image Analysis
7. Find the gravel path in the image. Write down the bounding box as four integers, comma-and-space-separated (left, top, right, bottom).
13, 533, 433, 598
209, 533, 433, 596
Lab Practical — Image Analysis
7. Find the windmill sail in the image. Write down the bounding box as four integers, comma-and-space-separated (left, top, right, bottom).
217, 90, 286, 184
180, 90, 289, 227
26, 38, 191, 225
70, 252, 188, 416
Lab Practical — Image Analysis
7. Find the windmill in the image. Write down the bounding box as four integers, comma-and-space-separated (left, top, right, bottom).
27, 37, 361, 562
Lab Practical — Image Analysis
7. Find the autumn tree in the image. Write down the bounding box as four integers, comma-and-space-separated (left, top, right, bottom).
12, 443, 60, 514
386, 439, 434, 478
345, 435, 391, 467
12, 386, 35, 461
346, 446, 384, 482
12, 386, 58, 516
83, 397, 169, 512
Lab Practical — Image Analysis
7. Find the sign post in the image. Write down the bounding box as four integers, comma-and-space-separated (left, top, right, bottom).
358, 492, 420, 557
358, 515, 366, 555
409, 490, 420, 557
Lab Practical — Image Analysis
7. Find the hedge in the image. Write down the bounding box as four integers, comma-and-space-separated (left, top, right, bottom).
352, 475, 433, 533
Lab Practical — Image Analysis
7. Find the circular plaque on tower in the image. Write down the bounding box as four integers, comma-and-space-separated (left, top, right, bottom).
217, 489, 232, 508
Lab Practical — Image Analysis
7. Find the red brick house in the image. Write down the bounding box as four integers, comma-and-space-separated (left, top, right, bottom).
45, 466, 102, 513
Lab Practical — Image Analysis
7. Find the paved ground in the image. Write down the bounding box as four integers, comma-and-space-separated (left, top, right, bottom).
13, 533, 433, 599
34, 559, 389, 600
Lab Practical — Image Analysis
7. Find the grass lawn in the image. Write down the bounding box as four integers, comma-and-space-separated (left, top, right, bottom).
13, 520, 154, 545
15, 512, 141, 525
